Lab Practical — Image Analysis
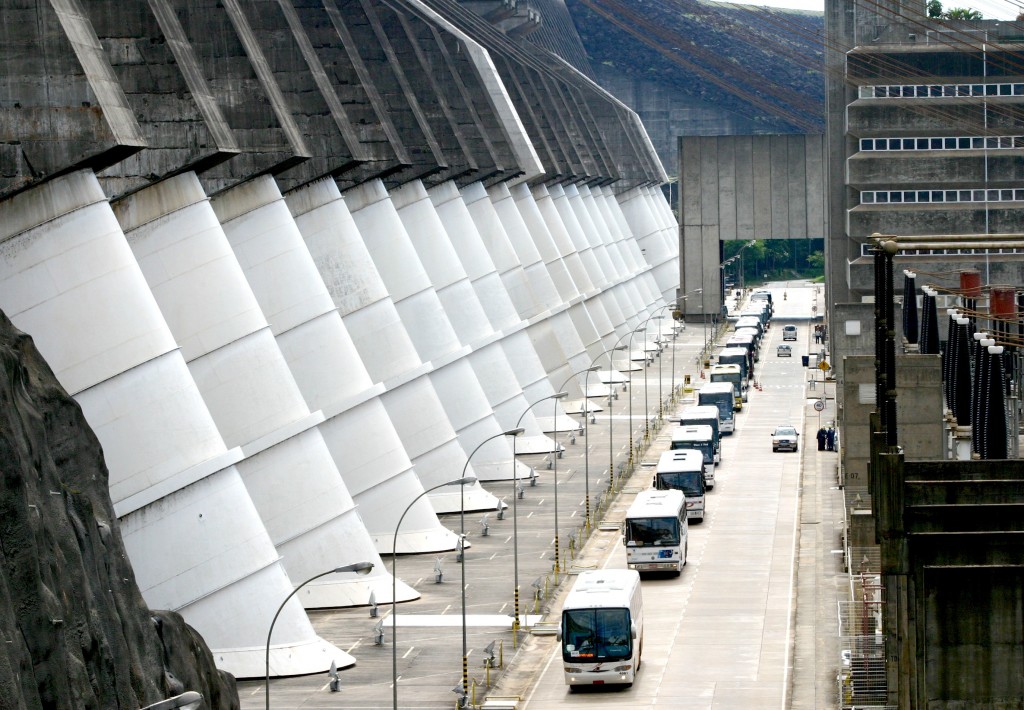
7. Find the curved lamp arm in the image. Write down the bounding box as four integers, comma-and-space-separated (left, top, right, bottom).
266, 561, 374, 709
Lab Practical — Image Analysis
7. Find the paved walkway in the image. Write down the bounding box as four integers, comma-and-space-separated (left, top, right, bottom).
238, 283, 850, 710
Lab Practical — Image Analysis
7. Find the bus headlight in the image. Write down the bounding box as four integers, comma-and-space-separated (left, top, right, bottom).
564, 666, 583, 674
612, 664, 633, 672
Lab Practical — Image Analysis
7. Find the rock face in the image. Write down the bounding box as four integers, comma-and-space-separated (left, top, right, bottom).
0, 309, 238, 710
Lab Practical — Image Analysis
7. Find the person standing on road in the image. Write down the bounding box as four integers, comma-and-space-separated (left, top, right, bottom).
817, 428, 827, 451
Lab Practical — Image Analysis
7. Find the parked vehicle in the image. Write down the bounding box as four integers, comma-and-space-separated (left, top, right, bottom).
734, 316, 763, 341
670, 425, 716, 488
624, 489, 688, 574
718, 346, 752, 382
726, 333, 758, 364
709, 363, 745, 406
751, 291, 774, 317
742, 302, 771, 328
698, 382, 736, 434
679, 404, 722, 463
559, 570, 644, 688
654, 450, 706, 521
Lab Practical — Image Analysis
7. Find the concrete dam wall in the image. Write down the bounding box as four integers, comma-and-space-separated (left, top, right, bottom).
0, 0, 677, 680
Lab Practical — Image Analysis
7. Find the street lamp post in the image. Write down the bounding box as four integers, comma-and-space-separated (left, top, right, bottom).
667, 303, 684, 403
392, 477, 476, 710
552, 366, 599, 581
651, 304, 678, 420
581, 366, 600, 532
512, 393, 568, 635
459, 429, 523, 704
600, 334, 633, 492
642, 315, 664, 442
266, 561, 374, 710
625, 325, 646, 467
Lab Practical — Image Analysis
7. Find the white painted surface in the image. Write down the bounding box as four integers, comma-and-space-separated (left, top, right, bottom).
2, 172, 341, 679
289, 180, 422, 383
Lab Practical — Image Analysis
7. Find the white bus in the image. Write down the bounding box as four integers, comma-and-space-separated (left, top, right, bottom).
623, 489, 688, 574
669, 425, 716, 489
679, 404, 721, 463
709, 363, 746, 406
559, 570, 644, 688
654, 450, 706, 522
698, 382, 736, 434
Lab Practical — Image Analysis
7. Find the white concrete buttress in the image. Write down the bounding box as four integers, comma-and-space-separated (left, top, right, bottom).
284, 179, 460, 554
0, 170, 342, 679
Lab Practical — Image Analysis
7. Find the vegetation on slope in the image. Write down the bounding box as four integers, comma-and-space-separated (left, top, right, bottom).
566, 0, 826, 132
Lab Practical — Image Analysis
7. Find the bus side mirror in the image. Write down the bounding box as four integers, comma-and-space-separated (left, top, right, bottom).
652, 476, 656, 488
556, 629, 562, 641
630, 623, 638, 640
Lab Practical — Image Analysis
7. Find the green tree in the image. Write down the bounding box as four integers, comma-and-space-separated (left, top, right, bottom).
927, 0, 943, 17
806, 251, 825, 270
943, 7, 983, 18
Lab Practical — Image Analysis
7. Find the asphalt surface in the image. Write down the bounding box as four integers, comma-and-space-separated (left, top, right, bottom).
238, 281, 846, 710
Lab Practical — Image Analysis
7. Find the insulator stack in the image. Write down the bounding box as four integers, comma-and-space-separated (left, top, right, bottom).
952, 318, 973, 426
902, 270, 919, 344
875, 248, 886, 415
883, 247, 897, 446
980, 345, 1008, 459
973, 337, 995, 456
920, 288, 940, 355
942, 310, 959, 412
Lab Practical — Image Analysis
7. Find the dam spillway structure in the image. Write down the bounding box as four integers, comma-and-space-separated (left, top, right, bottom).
0, 0, 676, 681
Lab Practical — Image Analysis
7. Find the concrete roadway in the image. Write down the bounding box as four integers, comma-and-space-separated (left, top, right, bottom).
237, 281, 845, 710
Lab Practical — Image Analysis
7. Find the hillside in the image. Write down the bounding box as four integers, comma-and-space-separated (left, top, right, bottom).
559, 0, 826, 133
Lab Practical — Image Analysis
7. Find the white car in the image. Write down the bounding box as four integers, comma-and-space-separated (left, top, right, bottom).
777, 344, 792, 357
782, 325, 798, 341
771, 425, 799, 452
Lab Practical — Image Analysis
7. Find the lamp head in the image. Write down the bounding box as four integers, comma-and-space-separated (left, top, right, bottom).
335, 561, 375, 575
504, 427, 525, 436
453, 475, 478, 486
552, 391, 569, 399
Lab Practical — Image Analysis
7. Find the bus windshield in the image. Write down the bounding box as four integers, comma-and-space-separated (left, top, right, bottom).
656, 471, 704, 496
700, 393, 733, 421
625, 516, 681, 546
562, 608, 632, 661
670, 439, 713, 463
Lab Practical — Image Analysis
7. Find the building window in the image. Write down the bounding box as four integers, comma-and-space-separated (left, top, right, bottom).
859, 187, 1024, 204
856, 134, 1024, 152
861, 82, 1024, 99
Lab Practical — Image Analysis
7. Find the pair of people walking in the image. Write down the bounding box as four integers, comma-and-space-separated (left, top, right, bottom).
816, 427, 836, 451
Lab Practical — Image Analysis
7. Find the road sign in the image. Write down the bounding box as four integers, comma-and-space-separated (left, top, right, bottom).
813, 400, 825, 412
818, 360, 831, 372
